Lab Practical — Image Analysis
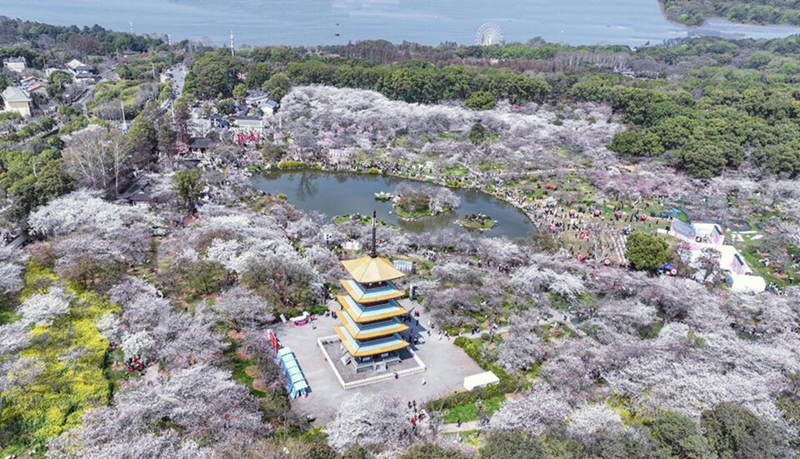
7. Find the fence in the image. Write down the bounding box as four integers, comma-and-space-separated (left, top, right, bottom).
317, 335, 426, 390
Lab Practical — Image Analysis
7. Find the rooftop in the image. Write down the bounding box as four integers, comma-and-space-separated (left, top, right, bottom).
66, 59, 95, 72
244, 92, 271, 104
122, 179, 151, 202
188, 137, 213, 149
1, 87, 31, 103
341, 255, 406, 284
261, 99, 279, 109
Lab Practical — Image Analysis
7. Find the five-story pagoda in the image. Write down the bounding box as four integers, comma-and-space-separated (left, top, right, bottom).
334, 211, 409, 372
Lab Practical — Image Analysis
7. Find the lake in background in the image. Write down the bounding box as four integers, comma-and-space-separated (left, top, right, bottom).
251, 170, 534, 238
2, 0, 800, 48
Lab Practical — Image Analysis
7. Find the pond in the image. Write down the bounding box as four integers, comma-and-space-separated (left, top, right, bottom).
251, 170, 534, 238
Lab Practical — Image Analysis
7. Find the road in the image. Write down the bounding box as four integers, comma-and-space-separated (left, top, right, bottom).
160, 64, 187, 114
171, 65, 187, 98
74, 88, 93, 119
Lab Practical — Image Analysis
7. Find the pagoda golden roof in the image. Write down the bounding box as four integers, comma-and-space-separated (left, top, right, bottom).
341, 255, 406, 284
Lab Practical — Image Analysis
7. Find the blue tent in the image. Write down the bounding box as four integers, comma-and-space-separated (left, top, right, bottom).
286, 370, 309, 399
275, 346, 310, 398
275, 347, 293, 364
288, 379, 309, 399
282, 360, 300, 373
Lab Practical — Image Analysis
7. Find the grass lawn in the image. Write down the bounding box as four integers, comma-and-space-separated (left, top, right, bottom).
221, 337, 266, 399
443, 394, 506, 423
395, 205, 435, 219
459, 215, 496, 231
738, 243, 796, 287
444, 166, 470, 177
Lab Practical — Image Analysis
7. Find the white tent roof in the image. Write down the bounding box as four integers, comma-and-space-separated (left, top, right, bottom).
463, 371, 500, 391
693, 223, 722, 237
689, 243, 752, 274
728, 274, 766, 293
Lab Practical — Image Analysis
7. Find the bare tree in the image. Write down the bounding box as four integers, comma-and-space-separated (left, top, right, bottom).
62, 128, 133, 195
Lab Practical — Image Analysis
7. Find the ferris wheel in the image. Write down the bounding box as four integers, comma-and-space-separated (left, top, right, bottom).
475, 22, 505, 46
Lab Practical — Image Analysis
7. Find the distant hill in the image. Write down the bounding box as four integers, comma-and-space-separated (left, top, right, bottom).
661, 0, 800, 27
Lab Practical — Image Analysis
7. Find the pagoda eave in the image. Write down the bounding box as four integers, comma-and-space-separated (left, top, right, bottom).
337, 294, 409, 323
334, 326, 410, 358
334, 310, 409, 340
340, 279, 405, 303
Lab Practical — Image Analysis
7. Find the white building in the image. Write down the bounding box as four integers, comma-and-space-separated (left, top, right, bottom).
328, 148, 350, 164
232, 116, 265, 131
3, 57, 27, 73
66, 59, 95, 76
1, 87, 32, 117
692, 223, 725, 245
676, 220, 765, 293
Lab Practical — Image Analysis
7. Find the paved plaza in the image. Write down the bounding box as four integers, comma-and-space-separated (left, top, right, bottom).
274, 298, 483, 425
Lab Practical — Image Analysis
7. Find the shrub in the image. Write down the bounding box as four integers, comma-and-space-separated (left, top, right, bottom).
465, 91, 496, 110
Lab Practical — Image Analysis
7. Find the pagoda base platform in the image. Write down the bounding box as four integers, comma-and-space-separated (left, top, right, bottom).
318, 335, 426, 390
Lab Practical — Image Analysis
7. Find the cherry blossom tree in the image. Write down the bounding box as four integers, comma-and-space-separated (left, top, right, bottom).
28, 189, 162, 239
488, 384, 571, 435
18, 285, 73, 327
279, 85, 618, 171
541, 339, 604, 402
324, 393, 412, 453
595, 299, 658, 336
0, 245, 26, 295
48, 365, 267, 458
0, 356, 45, 394
511, 265, 585, 301
213, 285, 275, 330
566, 403, 629, 442
497, 311, 545, 375
107, 277, 231, 370
0, 321, 32, 356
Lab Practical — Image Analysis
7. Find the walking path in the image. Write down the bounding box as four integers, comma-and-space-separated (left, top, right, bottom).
6, 234, 26, 250
439, 420, 481, 433
611, 231, 628, 265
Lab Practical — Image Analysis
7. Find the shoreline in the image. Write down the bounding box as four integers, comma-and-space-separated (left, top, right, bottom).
454, 219, 497, 232
6, 5, 800, 51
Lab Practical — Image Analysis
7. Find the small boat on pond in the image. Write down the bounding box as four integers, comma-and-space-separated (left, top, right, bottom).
374, 192, 394, 201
